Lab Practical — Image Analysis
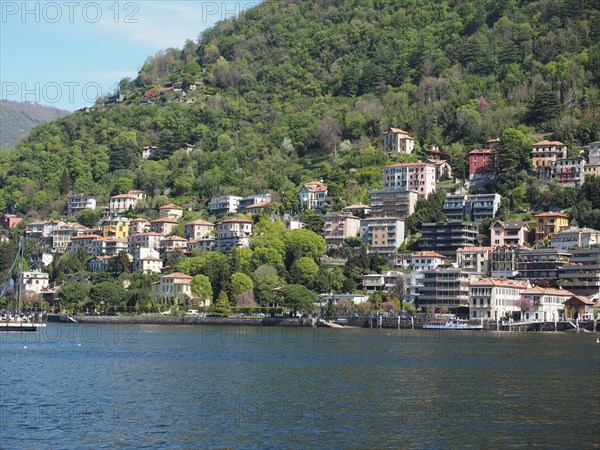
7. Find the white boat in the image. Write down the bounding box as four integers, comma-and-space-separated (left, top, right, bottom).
0, 238, 47, 332
423, 318, 483, 330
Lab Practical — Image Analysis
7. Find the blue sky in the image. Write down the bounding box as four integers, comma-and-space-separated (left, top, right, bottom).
1, 1, 260, 111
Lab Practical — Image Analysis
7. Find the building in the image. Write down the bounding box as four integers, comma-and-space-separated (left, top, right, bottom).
490, 220, 530, 247
184, 219, 215, 241
149, 218, 179, 236
102, 238, 128, 257
131, 247, 162, 274
563, 296, 598, 320
127, 232, 162, 253
323, 213, 361, 248
443, 194, 501, 222
486, 138, 501, 150
108, 194, 138, 216
216, 217, 253, 254
159, 236, 188, 253
141, 145, 158, 159
456, 246, 492, 274
282, 215, 305, 230
558, 248, 600, 297
417, 268, 472, 312
188, 238, 216, 253
20, 271, 49, 295
127, 190, 147, 203
369, 189, 418, 220
50, 223, 88, 254
359, 217, 405, 257
426, 159, 453, 181
151, 272, 194, 305
245, 201, 271, 215
419, 221, 479, 258
519, 287, 573, 321
159, 204, 184, 221
531, 140, 567, 169
299, 181, 328, 210
551, 227, 600, 250
534, 212, 570, 241
1, 214, 23, 230
382, 128, 415, 155
383, 163, 437, 198
67, 234, 103, 255
208, 195, 242, 215
101, 217, 130, 239
88, 256, 112, 273
516, 247, 570, 282
130, 218, 150, 235
25, 220, 65, 240
490, 245, 522, 278
342, 204, 372, 217
238, 193, 272, 211
362, 271, 404, 294
469, 278, 529, 320
468, 149, 498, 180
550, 157, 585, 188
66, 194, 97, 218
407, 251, 447, 271
584, 141, 600, 178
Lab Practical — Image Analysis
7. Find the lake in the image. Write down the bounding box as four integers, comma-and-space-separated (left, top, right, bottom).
1, 324, 599, 449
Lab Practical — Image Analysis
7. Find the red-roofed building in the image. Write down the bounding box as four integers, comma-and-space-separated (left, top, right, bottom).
159, 203, 184, 220
468, 148, 498, 180
531, 140, 567, 169
469, 278, 529, 320
152, 272, 196, 306
383, 128, 415, 155
408, 251, 447, 271
299, 181, 328, 210
149, 217, 179, 236
519, 286, 573, 321
216, 217, 253, 254
1, 214, 22, 230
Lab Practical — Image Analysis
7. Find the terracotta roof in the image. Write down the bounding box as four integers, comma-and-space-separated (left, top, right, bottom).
302, 181, 328, 193
185, 219, 214, 226
71, 234, 103, 240
160, 272, 193, 280
128, 190, 145, 194
131, 218, 149, 222
150, 218, 179, 224
162, 236, 187, 241
534, 212, 569, 218
385, 162, 433, 168
245, 201, 271, 210
141, 257, 163, 262
468, 148, 497, 154
410, 251, 447, 259
470, 278, 528, 288
563, 295, 596, 305
159, 203, 184, 210
128, 232, 161, 237
384, 128, 415, 139
533, 140, 566, 146
110, 194, 137, 200
220, 217, 253, 224
457, 246, 493, 252
486, 138, 501, 143
522, 287, 573, 296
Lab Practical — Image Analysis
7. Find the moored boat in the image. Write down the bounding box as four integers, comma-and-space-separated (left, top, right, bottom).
423, 318, 483, 330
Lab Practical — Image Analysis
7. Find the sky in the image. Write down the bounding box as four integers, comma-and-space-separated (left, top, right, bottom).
1, 1, 260, 111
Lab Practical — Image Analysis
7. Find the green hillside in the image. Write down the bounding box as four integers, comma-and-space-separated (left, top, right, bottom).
1, 0, 599, 218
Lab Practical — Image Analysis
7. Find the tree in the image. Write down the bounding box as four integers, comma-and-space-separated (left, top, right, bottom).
515, 298, 533, 319
279, 284, 317, 315
525, 86, 561, 125
76, 208, 101, 228
110, 251, 131, 275
228, 272, 254, 300
290, 256, 319, 286
58, 282, 89, 312
191, 274, 212, 306
211, 290, 232, 317
252, 265, 283, 306
283, 229, 326, 267
325, 296, 337, 319
89, 281, 125, 312
499, 128, 532, 175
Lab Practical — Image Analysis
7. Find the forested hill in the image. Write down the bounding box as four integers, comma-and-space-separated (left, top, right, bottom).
1, 0, 599, 218
0, 100, 70, 148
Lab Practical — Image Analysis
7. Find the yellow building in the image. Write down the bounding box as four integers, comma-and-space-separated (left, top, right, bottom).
151, 272, 196, 306
534, 212, 569, 241
102, 217, 130, 239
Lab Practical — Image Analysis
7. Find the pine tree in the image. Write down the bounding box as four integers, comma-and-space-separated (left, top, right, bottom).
211, 290, 232, 317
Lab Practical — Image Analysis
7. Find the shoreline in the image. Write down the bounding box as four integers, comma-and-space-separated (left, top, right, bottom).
59, 315, 600, 332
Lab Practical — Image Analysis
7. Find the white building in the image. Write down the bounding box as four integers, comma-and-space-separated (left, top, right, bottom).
360, 217, 405, 257
550, 227, 600, 250
20, 271, 49, 295
127, 232, 162, 253
408, 251, 447, 271
456, 246, 492, 274
208, 195, 242, 214
184, 219, 215, 241
519, 286, 573, 322
299, 181, 328, 210
469, 278, 529, 320
383, 128, 415, 155
66, 195, 96, 218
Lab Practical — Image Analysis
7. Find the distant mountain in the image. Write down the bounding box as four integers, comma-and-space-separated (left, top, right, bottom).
0, 100, 70, 148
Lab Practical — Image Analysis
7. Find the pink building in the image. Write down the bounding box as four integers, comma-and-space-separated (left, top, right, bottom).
383, 128, 415, 155
1, 214, 23, 229
490, 220, 530, 247
383, 162, 437, 197
323, 213, 361, 248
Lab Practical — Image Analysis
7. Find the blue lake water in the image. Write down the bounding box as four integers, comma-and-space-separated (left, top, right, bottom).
1, 324, 599, 449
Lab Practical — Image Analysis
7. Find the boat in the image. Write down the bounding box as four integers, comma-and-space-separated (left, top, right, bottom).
423, 318, 483, 330
0, 238, 47, 332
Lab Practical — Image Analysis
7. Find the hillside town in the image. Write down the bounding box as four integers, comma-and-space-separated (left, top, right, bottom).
2, 130, 600, 323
